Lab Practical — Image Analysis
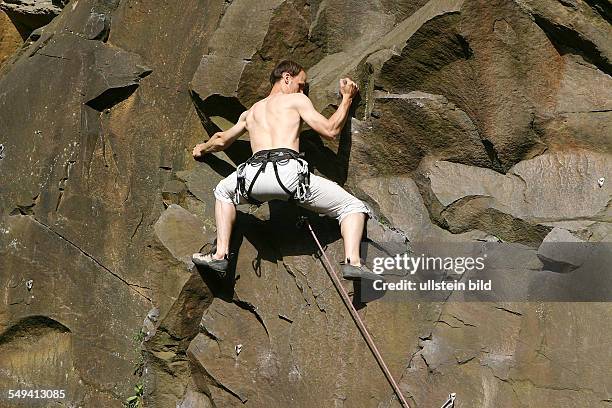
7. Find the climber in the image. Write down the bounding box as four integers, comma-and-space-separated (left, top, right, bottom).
191, 60, 380, 280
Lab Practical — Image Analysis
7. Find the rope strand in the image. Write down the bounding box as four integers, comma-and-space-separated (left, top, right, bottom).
304, 219, 412, 408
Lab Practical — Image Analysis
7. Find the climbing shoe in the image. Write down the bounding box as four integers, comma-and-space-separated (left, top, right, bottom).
341, 261, 383, 281
192, 252, 229, 273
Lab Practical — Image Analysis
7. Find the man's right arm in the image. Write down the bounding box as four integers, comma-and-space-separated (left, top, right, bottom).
294, 78, 358, 140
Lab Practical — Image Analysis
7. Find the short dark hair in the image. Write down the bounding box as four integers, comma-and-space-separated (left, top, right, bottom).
269, 60, 304, 85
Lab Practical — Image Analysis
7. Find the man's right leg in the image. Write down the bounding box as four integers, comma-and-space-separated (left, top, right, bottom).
340, 212, 366, 266
297, 174, 380, 280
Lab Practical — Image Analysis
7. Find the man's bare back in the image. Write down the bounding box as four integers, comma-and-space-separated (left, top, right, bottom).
245, 94, 303, 153
192, 69, 358, 158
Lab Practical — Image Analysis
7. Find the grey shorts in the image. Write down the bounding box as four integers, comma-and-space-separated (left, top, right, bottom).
213, 158, 370, 224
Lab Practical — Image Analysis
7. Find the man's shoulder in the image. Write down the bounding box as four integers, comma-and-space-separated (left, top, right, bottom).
268, 93, 306, 100
281, 92, 310, 107
260, 93, 307, 109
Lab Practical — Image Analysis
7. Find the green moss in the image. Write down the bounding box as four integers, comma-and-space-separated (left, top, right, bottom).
132, 329, 146, 343
123, 382, 144, 408
126, 328, 145, 403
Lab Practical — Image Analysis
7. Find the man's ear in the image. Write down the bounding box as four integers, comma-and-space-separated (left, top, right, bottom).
283, 72, 291, 84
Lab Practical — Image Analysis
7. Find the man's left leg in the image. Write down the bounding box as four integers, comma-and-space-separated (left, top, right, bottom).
192, 172, 239, 271
213, 199, 236, 260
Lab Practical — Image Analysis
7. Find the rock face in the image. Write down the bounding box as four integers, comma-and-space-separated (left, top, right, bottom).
0, 1, 610, 408
0, 0, 69, 37
415, 150, 611, 243
0, 10, 21, 65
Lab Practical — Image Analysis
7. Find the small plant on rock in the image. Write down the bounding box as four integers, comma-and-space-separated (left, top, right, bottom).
124, 382, 143, 408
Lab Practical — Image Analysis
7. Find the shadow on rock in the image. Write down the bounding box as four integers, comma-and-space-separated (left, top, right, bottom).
194, 198, 392, 310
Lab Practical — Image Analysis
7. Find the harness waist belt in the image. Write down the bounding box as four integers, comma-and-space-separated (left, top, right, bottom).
234, 148, 311, 205
247, 148, 302, 163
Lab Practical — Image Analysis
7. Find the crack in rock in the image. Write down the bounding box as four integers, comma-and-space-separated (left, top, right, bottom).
28, 216, 152, 301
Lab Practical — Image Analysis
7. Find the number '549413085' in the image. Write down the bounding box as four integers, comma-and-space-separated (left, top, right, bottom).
8, 389, 66, 399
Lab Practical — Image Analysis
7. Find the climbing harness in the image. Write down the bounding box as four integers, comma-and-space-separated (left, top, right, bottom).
299, 216, 457, 408
234, 148, 311, 205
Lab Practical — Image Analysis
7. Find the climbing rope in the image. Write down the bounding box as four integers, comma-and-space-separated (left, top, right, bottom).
299, 216, 412, 408
299, 216, 457, 408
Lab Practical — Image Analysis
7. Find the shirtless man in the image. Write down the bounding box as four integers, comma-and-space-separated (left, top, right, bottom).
191, 60, 379, 280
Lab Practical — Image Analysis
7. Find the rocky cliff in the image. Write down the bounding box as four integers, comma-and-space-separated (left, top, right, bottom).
0, 0, 610, 407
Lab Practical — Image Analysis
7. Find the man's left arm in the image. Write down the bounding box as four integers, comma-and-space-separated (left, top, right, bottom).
192, 111, 248, 158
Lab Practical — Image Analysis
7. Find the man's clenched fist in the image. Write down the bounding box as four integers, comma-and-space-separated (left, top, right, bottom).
339, 78, 359, 98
